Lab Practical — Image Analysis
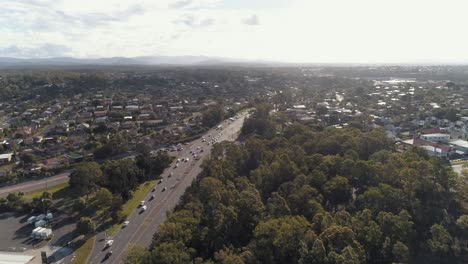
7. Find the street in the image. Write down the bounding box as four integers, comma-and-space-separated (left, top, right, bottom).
0, 172, 70, 197
88, 111, 249, 264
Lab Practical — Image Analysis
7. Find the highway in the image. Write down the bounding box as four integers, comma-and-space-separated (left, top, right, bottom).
88, 110, 249, 264
0, 172, 70, 197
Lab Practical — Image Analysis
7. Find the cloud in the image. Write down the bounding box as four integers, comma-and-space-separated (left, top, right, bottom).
242, 15, 259, 25
0, 44, 73, 58
169, 0, 192, 9
169, 0, 221, 9
174, 15, 215, 28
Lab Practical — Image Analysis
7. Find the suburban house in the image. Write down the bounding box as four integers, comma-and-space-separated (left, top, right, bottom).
0, 153, 13, 164
401, 138, 453, 158
420, 133, 451, 143
449, 139, 468, 155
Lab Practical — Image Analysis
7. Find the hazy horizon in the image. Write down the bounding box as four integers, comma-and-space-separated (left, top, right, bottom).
3, 0, 468, 64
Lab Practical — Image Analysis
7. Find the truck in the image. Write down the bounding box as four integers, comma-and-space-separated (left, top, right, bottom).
39, 228, 52, 240
35, 219, 46, 228
31, 227, 43, 238
27, 216, 37, 224
31, 227, 52, 240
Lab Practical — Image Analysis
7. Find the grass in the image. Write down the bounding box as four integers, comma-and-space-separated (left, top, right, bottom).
72, 236, 95, 264
105, 180, 157, 235
451, 160, 468, 166
23, 182, 70, 200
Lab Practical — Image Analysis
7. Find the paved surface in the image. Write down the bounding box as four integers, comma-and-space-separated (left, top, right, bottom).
0, 209, 76, 264
88, 111, 249, 264
0, 172, 70, 197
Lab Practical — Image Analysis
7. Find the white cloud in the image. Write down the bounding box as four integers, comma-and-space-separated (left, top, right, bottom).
242, 15, 259, 26
1, 0, 468, 63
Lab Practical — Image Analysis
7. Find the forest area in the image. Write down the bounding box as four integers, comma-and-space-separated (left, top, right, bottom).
124, 105, 468, 264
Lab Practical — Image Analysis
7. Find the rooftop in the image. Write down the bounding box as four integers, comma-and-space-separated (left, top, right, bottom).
450, 140, 468, 149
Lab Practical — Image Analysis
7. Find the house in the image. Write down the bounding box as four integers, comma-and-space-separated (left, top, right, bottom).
420, 133, 450, 143
0, 153, 13, 164
121, 121, 137, 129
449, 140, 468, 155
55, 122, 69, 134
402, 138, 452, 158
126, 105, 139, 111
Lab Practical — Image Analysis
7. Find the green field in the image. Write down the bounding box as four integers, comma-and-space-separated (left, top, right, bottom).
23, 182, 70, 200
72, 236, 95, 264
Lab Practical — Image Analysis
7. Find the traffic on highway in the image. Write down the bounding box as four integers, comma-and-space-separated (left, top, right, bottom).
88, 110, 249, 263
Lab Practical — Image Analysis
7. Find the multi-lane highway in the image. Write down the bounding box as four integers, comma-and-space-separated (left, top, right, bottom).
88, 110, 249, 264
0, 172, 70, 197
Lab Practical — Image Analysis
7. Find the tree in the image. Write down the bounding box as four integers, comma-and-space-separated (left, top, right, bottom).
428, 224, 452, 256
149, 241, 193, 264
202, 106, 224, 127
265, 192, 291, 218
77, 217, 96, 235
21, 153, 36, 164
323, 176, 352, 206
69, 162, 103, 197
124, 245, 150, 264
102, 159, 144, 200
95, 187, 113, 209
392, 241, 409, 263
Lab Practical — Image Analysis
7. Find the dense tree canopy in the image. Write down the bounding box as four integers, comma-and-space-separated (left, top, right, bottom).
127, 107, 467, 264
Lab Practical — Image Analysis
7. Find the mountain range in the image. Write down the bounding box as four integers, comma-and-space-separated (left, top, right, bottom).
0, 56, 266, 67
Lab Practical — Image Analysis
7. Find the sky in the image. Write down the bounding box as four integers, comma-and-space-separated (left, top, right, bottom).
1, 0, 468, 63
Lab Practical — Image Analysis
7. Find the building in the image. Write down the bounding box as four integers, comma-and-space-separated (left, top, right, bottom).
0, 153, 13, 164
450, 140, 468, 155
420, 133, 451, 143
402, 138, 452, 158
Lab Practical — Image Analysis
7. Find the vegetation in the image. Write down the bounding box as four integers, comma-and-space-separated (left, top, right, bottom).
77, 217, 96, 235
71, 236, 96, 264
22, 182, 69, 200
126, 106, 468, 264
106, 180, 157, 235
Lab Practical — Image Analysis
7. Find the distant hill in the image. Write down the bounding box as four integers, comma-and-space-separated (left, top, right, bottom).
0, 56, 269, 68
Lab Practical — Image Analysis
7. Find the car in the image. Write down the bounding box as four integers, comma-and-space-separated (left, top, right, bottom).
122, 221, 130, 227
174, 164, 179, 168
105, 240, 114, 247
142, 205, 147, 211
152, 188, 156, 192
162, 187, 167, 192
186, 158, 190, 162
158, 179, 163, 184
150, 194, 155, 200
105, 251, 113, 258
140, 201, 145, 207
169, 172, 173, 178
176, 158, 181, 162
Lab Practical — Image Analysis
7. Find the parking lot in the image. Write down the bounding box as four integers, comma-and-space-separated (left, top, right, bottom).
0, 210, 77, 262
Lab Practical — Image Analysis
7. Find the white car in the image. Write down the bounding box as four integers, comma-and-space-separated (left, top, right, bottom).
140, 201, 145, 207
162, 187, 167, 192
122, 221, 130, 227
142, 205, 147, 211
105, 240, 114, 247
